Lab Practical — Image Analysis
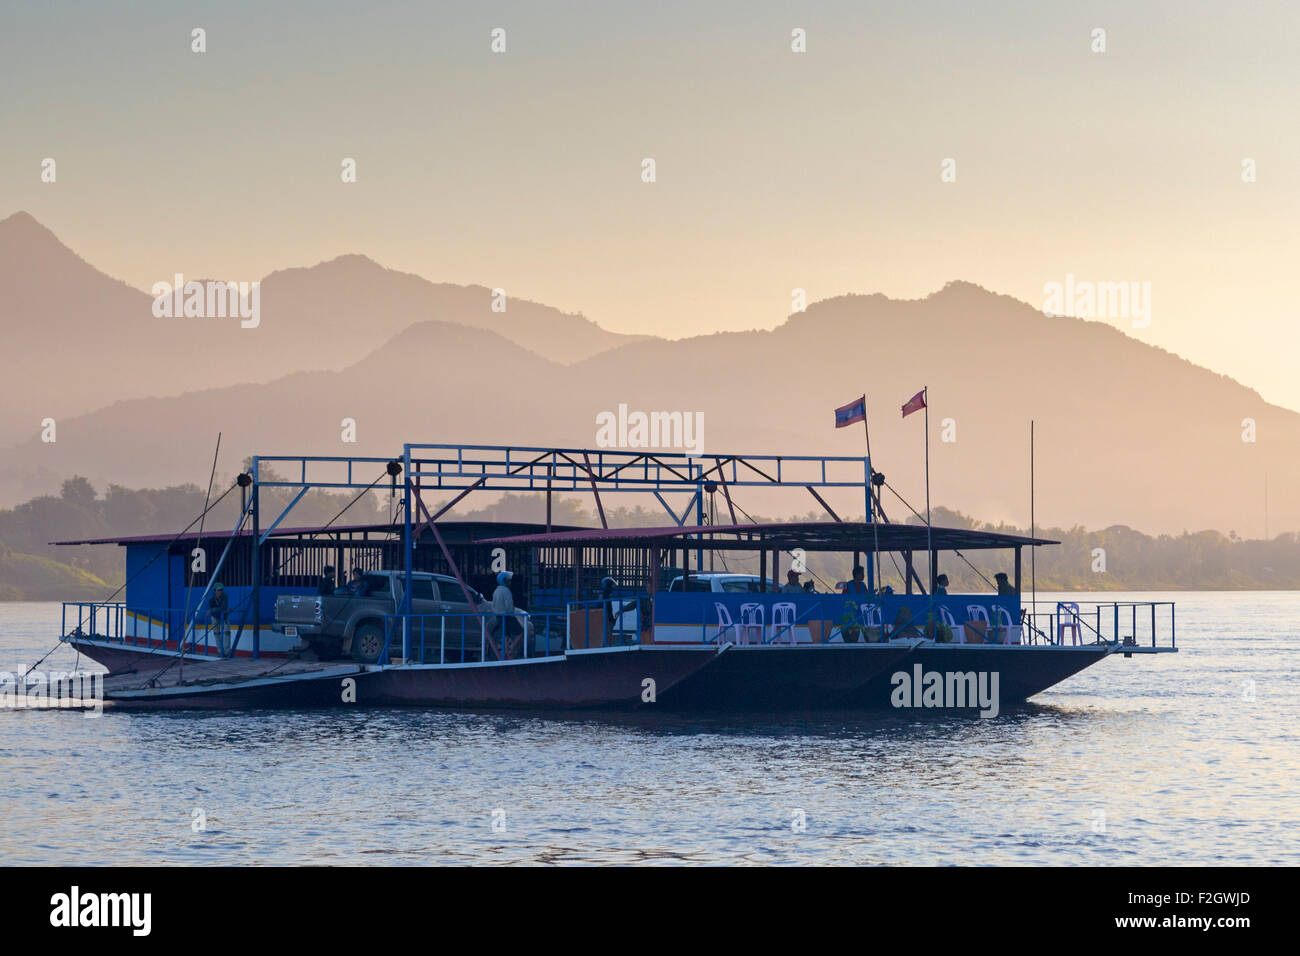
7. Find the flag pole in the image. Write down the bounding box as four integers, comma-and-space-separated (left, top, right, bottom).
862, 395, 882, 594
924, 386, 933, 630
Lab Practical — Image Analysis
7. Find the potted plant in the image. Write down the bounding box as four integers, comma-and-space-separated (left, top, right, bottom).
925, 613, 954, 643
836, 601, 864, 643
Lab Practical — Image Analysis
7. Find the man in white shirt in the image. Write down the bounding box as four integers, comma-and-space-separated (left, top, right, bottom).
489, 571, 518, 657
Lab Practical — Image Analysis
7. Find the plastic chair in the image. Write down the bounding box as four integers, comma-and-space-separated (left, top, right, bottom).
739, 603, 765, 645
1056, 602, 1082, 646
859, 604, 882, 628
995, 605, 1022, 645
939, 605, 964, 644
713, 603, 741, 644
965, 604, 993, 643
770, 602, 797, 645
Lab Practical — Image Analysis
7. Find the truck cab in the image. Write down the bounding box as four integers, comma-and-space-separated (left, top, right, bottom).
666, 573, 778, 594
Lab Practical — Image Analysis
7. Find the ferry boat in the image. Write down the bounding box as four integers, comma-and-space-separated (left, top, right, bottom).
54, 444, 1176, 710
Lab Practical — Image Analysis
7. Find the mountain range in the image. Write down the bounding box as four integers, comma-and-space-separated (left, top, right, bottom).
0, 210, 1293, 537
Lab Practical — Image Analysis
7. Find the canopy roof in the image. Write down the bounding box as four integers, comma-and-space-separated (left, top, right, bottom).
479, 521, 1056, 552
51, 520, 584, 547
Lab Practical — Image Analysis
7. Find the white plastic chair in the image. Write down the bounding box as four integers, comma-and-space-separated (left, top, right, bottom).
965, 604, 993, 643
770, 602, 797, 645
995, 605, 1022, 645
739, 602, 765, 645
859, 604, 882, 628
714, 603, 741, 644
1056, 602, 1082, 646
939, 605, 964, 644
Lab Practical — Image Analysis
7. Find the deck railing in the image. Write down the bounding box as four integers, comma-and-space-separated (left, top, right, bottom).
379, 610, 568, 665
1021, 601, 1175, 649
62, 602, 178, 648
61, 601, 238, 656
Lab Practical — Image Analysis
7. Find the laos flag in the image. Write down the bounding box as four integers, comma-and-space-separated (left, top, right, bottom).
834, 396, 867, 428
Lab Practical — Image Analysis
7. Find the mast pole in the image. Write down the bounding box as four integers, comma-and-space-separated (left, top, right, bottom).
862, 395, 882, 594
924, 387, 932, 629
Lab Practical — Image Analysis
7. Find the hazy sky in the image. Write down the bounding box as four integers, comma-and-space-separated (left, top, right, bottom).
3, 1, 1297, 408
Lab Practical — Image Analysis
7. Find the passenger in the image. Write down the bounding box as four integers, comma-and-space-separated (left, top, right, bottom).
934, 573, 949, 596
209, 581, 230, 658
488, 571, 521, 655
841, 566, 868, 595
345, 567, 368, 596
802, 580, 816, 594
600, 575, 617, 643
492, 571, 515, 615
994, 572, 1015, 596
780, 570, 804, 594
317, 565, 337, 596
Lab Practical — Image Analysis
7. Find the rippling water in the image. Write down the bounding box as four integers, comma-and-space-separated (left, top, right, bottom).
1, 593, 1296, 865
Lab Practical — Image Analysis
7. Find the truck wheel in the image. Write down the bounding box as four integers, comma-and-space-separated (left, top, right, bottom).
351, 623, 385, 664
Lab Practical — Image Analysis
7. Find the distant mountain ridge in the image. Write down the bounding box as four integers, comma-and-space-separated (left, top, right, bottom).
1, 213, 1296, 537
0, 210, 650, 446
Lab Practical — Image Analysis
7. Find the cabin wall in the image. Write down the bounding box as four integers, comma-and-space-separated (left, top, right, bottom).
123, 543, 170, 616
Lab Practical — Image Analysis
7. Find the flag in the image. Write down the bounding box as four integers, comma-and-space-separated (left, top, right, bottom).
834, 396, 867, 428
901, 389, 926, 418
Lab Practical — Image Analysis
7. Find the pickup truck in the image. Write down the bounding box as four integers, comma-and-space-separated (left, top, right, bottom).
274, 570, 530, 664
666, 573, 778, 593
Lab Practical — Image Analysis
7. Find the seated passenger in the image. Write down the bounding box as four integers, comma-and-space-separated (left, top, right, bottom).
345, 567, 368, 596
933, 573, 949, 596
841, 566, 868, 595
317, 565, 337, 596
994, 572, 1015, 596
780, 570, 804, 594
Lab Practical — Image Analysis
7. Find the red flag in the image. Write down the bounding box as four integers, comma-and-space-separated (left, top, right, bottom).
901, 389, 926, 418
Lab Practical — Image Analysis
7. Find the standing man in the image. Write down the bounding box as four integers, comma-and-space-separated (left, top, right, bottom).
209, 581, 230, 658
600, 576, 617, 644
489, 571, 518, 657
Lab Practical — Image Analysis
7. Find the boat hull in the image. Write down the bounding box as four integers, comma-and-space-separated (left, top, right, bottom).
365, 646, 717, 709
64, 636, 291, 676
102, 661, 368, 710
85, 637, 1119, 712
655, 642, 920, 710
848, 644, 1115, 710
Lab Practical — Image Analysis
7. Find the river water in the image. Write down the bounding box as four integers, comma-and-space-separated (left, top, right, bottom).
0, 593, 1295, 865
